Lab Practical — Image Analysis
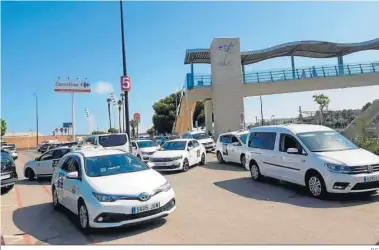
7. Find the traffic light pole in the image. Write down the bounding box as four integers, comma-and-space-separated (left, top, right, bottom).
119, 0, 130, 139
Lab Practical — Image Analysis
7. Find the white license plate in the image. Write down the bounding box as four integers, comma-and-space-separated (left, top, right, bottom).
365, 175, 379, 182
132, 202, 160, 214
0, 174, 11, 180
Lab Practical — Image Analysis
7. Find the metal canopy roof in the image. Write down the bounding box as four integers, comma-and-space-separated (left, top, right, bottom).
184, 38, 379, 65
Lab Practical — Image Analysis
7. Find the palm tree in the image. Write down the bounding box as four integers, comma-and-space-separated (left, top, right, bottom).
55, 128, 59, 134
130, 120, 139, 138
107, 98, 112, 130
60, 127, 64, 135
64, 127, 68, 135
117, 100, 123, 133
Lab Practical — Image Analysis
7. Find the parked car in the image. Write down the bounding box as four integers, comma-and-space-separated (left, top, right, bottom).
1, 150, 18, 191
245, 124, 379, 198
149, 139, 206, 172
37, 140, 57, 152
215, 130, 249, 166
182, 131, 216, 152
48, 141, 79, 151
81, 133, 130, 153
24, 146, 74, 180
51, 148, 176, 232
1, 144, 18, 160
165, 135, 180, 141
131, 140, 160, 162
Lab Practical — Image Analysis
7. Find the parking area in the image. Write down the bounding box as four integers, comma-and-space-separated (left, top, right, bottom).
1, 151, 379, 245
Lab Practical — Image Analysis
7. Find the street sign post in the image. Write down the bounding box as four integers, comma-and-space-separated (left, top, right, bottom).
133, 112, 140, 121
54, 78, 91, 141
121, 76, 131, 92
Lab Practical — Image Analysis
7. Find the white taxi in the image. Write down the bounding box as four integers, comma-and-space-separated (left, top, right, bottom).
131, 140, 160, 162
51, 147, 175, 232
24, 147, 72, 180
149, 139, 206, 172
215, 130, 249, 167
182, 131, 215, 152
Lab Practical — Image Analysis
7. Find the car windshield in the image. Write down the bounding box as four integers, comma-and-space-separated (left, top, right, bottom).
297, 131, 358, 152
99, 134, 127, 147
85, 153, 149, 177
192, 133, 210, 140
137, 140, 155, 148
155, 136, 165, 141
160, 141, 186, 151
238, 133, 248, 144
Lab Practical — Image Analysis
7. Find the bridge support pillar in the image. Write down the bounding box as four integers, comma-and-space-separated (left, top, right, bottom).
210, 38, 244, 138
204, 99, 213, 134
338, 55, 344, 75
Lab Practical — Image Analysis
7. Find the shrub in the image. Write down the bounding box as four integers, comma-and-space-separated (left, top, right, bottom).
355, 137, 379, 155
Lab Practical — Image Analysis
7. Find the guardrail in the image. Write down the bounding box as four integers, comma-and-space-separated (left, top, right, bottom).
185, 62, 379, 89
244, 62, 379, 84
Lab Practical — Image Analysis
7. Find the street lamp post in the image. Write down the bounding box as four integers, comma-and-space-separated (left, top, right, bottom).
260, 95, 264, 126
119, 0, 130, 138
33, 93, 39, 148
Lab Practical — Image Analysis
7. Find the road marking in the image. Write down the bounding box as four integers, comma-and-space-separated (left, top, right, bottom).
14, 185, 34, 245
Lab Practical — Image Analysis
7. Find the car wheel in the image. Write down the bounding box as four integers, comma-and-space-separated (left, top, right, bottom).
199, 153, 205, 165
27, 169, 35, 181
307, 173, 327, 198
182, 158, 189, 172
250, 162, 262, 181
78, 201, 91, 234
216, 151, 224, 164
240, 154, 246, 168
52, 187, 60, 210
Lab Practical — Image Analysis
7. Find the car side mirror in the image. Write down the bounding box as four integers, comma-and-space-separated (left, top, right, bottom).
232, 142, 240, 146
287, 148, 299, 154
187, 146, 193, 151
35, 157, 40, 161
12, 156, 18, 160
66, 171, 79, 179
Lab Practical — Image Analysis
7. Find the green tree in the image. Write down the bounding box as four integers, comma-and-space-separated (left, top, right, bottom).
108, 128, 119, 134
146, 127, 155, 137
60, 127, 64, 135
152, 91, 182, 134
130, 120, 139, 138
313, 94, 330, 125
361, 102, 372, 112
1, 119, 7, 137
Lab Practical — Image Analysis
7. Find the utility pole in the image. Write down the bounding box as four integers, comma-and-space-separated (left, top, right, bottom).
33, 93, 39, 147
260, 95, 264, 126
119, 0, 130, 138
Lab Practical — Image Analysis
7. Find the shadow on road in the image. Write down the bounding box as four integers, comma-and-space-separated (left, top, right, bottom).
13, 202, 167, 244
16, 178, 51, 186
214, 177, 379, 208
200, 161, 247, 172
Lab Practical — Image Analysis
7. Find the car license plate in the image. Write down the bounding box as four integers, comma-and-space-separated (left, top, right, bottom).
365, 175, 379, 182
0, 174, 11, 180
132, 202, 160, 214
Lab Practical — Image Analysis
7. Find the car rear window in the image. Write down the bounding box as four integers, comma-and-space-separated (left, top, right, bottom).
99, 134, 128, 147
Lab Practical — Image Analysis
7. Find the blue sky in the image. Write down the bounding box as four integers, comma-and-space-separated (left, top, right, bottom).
2, 1, 379, 135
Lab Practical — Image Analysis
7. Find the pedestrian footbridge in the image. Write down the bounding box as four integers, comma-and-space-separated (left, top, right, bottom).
173, 38, 379, 137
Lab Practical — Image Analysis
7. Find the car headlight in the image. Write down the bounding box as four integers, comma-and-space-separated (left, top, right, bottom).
324, 163, 352, 174
172, 156, 183, 161
92, 192, 120, 202
153, 180, 171, 193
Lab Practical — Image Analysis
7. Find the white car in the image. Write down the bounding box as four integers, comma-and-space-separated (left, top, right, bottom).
149, 139, 206, 172
215, 130, 249, 167
24, 147, 72, 180
51, 148, 176, 232
131, 140, 160, 162
182, 131, 215, 152
245, 124, 379, 198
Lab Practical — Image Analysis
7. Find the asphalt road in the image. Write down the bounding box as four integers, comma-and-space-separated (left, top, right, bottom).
1, 151, 379, 245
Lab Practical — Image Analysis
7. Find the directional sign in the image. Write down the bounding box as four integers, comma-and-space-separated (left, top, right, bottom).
54, 79, 91, 93
63, 122, 72, 128
133, 113, 140, 121
121, 76, 131, 92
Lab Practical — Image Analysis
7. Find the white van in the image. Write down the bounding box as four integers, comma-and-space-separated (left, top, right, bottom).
215, 130, 249, 166
245, 124, 379, 198
81, 133, 130, 153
